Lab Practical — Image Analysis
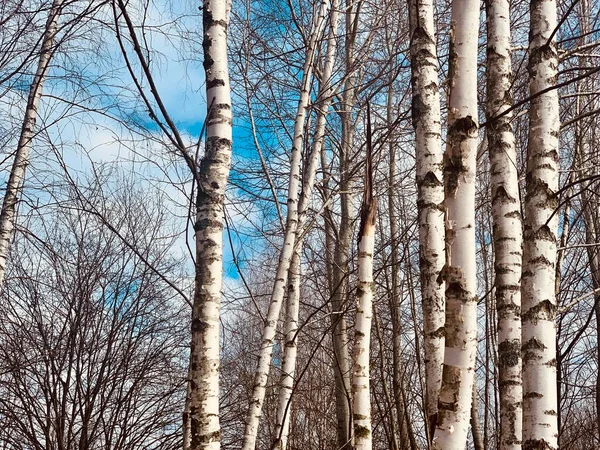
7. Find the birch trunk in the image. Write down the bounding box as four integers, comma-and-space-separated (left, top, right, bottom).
272, 249, 301, 450
352, 129, 376, 450
471, 383, 485, 450
272, 4, 340, 448
0, 0, 63, 290
521, 0, 560, 446
295, 0, 340, 236
320, 123, 352, 450
486, 0, 523, 447
331, 170, 353, 450
189, 1, 233, 449
241, 3, 329, 449
408, 0, 445, 439
433, 0, 480, 446
321, 138, 353, 449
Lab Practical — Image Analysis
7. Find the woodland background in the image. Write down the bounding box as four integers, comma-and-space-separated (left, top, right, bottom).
0, 0, 599, 449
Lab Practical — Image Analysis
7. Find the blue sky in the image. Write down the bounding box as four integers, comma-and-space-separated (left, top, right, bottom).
0, 0, 264, 288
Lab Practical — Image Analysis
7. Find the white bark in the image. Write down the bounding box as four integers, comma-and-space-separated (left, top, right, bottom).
432, 0, 480, 447
272, 249, 301, 450
0, 0, 63, 290
408, 0, 445, 437
486, 0, 523, 448
240, 3, 330, 449
471, 383, 485, 450
521, 0, 560, 447
189, 2, 233, 449
295, 0, 340, 237
352, 143, 376, 450
272, 4, 340, 448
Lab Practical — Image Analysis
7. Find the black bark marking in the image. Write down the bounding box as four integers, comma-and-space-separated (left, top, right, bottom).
499, 339, 520, 368
522, 438, 556, 450
445, 116, 478, 197
522, 300, 556, 323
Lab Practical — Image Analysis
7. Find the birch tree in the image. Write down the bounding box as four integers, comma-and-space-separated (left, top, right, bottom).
272, 3, 340, 447
351, 110, 376, 450
433, 0, 480, 445
188, 1, 233, 449
486, 0, 523, 447
408, 0, 445, 438
241, 2, 330, 448
272, 250, 301, 450
0, 0, 63, 290
521, 0, 560, 446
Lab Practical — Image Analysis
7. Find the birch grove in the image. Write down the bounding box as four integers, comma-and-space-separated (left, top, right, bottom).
1, 0, 600, 449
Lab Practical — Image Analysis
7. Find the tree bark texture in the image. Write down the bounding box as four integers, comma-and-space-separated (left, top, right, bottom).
432, 0, 480, 446
189, 1, 233, 449
486, 0, 523, 448
352, 125, 376, 450
521, 0, 560, 447
408, 0, 445, 439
